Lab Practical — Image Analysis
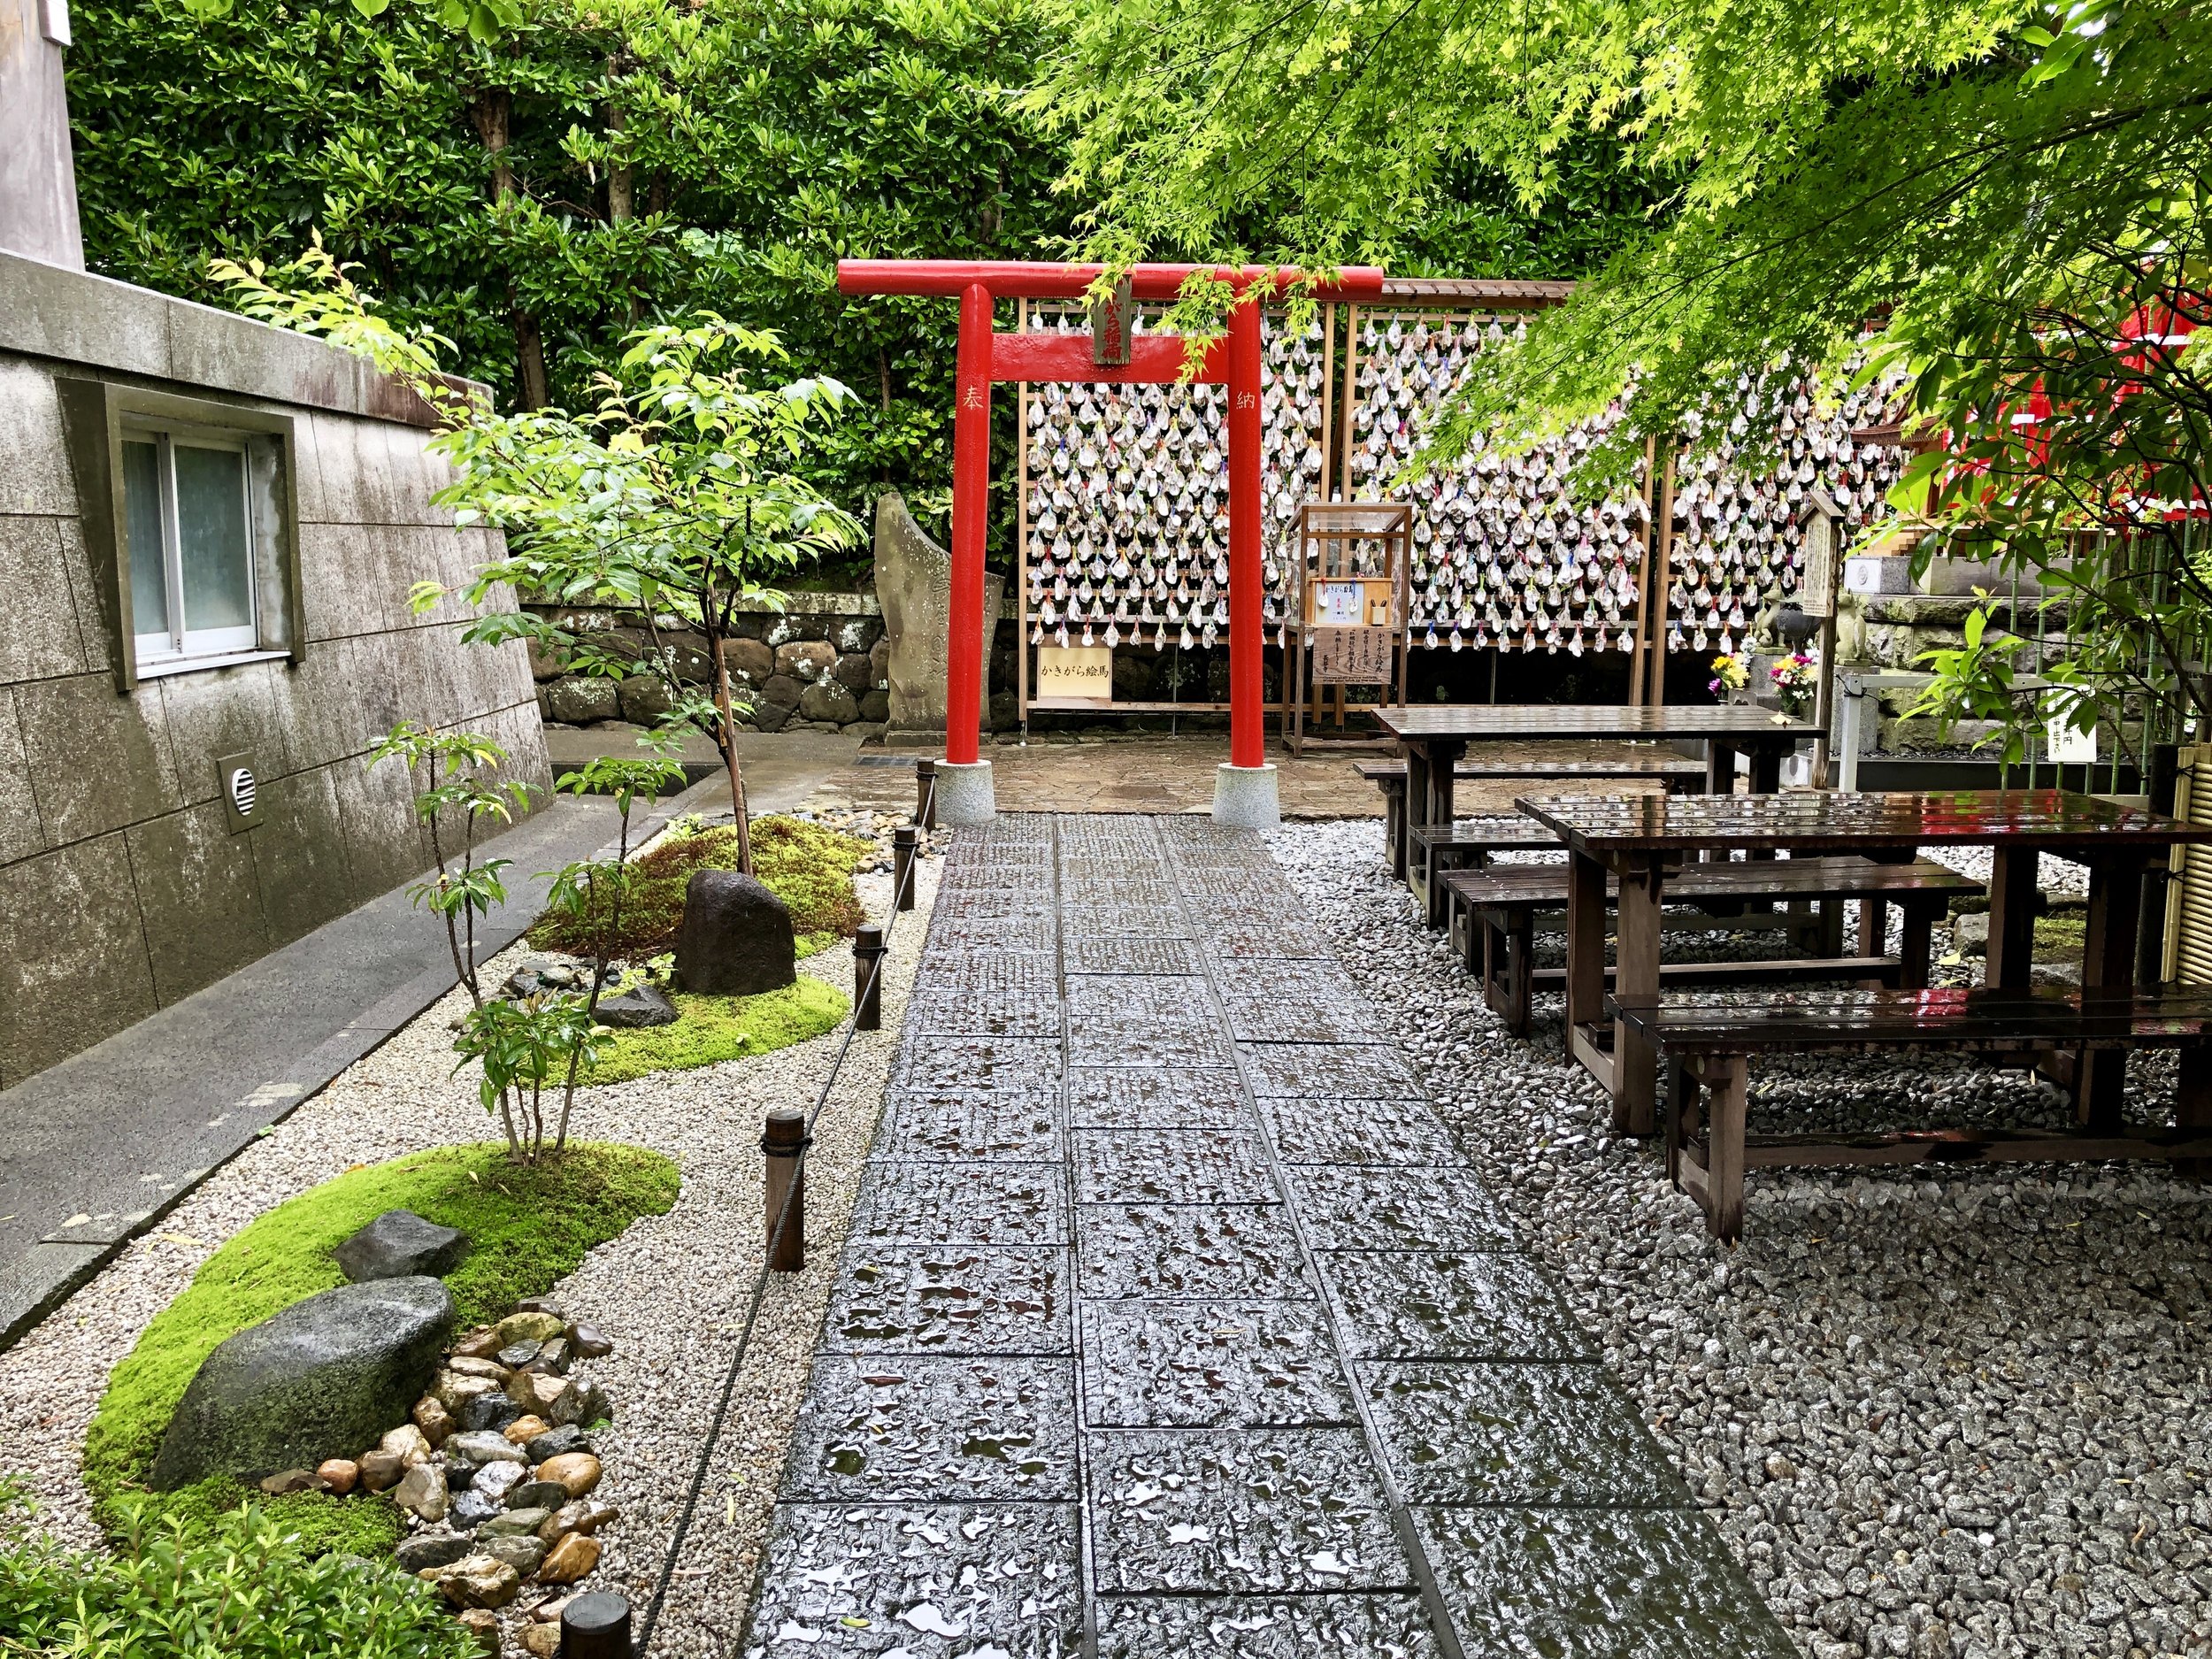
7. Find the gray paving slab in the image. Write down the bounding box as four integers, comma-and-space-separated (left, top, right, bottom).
0, 784, 711, 1350
749, 813, 1786, 1658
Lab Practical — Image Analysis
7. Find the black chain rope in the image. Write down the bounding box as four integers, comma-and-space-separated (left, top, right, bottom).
633, 778, 934, 1655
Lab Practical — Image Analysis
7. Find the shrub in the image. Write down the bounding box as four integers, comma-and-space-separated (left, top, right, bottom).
0, 1481, 477, 1658
527, 814, 870, 960
83, 1142, 680, 1547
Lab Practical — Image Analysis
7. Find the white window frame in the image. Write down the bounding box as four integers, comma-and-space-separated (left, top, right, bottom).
122, 421, 264, 673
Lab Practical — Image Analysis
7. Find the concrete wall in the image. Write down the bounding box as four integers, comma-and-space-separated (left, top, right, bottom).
0, 0, 85, 272
0, 250, 547, 1088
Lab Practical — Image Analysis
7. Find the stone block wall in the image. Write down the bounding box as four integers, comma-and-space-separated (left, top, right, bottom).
0, 251, 546, 1089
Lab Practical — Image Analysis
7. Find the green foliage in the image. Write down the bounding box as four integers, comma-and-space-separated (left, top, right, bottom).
580, 977, 850, 1083
82, 1142, 679, 1545
0, 1481, 476, 1659
526, 813, 871, 957
452, 994, 611, 1151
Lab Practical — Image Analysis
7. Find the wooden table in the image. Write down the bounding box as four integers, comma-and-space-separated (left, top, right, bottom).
1372, 704, 1822, 902
1513, 789, 2212, 1136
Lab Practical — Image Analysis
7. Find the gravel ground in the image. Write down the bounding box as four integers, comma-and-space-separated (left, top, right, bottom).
0, 853, 940, 1659
1269, 818, 2212, 1659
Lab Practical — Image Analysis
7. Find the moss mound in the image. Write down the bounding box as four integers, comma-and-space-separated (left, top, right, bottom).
84, 1141, 679, 1548
580, 976, 849, 1085
527, 814, 869, 961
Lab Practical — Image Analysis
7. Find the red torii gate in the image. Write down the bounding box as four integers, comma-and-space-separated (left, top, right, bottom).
836, 260, 1386, 824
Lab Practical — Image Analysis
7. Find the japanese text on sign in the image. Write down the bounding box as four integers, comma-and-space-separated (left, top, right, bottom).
1310, 626, 1394, 684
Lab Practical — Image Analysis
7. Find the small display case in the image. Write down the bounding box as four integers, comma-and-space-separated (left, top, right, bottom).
1289, 502, 1412, 753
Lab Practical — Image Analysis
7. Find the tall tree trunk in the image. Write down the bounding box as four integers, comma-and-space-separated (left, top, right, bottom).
604, 58, 639, 328
471, 87, 550, 410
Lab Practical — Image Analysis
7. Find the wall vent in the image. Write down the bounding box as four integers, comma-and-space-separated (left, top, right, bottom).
215, 749, 265, 832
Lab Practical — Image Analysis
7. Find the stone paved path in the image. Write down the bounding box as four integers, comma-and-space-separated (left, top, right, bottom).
744, 815, 1795, 1658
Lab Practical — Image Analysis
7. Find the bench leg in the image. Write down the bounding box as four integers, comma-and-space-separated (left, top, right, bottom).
2078, 851, 2146, 1132
1817, 896, 1846, 958
1695, 1054, 1749, 1244
1424, 846, 1453, 930
1614, 855, 1666, 1137
2178, 1044, 2212, 1179
1506, 914, 1533, 1038
1480, 915, 1505, 1015
1663, 1054, 1690, 1189
1898, 900, 1936, 991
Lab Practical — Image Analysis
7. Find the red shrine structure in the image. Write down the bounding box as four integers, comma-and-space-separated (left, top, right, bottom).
835, 259, 1388, 826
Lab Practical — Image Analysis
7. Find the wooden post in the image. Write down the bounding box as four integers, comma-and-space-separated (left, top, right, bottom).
916, 758, 937, 831
762, 1107, 807, 1271
853, 922, 886, 1032
561, 1593, 633, 1658
1613, 854, 1665, 1137
1226, 288, 1266, 770
1985, 848, 2039, 988
2078, 851, 2146, 1129
893, 826, 918, 912
1565, 850, 1609, 1041
1700, 1054, 1749, 1244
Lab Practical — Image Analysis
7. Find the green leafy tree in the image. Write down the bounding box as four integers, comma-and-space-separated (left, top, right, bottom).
420, 319, 863, 875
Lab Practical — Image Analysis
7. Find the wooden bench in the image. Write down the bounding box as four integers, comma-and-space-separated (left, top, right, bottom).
1446, 856, 1983, 1036
1358, 757, 1706, 880
1612, 987, 2212, 1242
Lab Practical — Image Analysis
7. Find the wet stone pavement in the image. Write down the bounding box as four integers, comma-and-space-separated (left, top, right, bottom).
744, 815, 1797, 1658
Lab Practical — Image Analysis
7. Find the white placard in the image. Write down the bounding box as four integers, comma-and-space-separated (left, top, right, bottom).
2047, 703, 2098, 765
1036, 644, 1112, 703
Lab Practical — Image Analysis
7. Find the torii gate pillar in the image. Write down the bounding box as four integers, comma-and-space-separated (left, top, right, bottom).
835, 260, 1387, 830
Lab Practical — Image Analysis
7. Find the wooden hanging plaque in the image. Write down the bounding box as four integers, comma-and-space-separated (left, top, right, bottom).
1310, 626, 1396, 684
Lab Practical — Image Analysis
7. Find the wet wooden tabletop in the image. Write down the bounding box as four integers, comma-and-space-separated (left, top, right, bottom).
1373, 703, 1823, 743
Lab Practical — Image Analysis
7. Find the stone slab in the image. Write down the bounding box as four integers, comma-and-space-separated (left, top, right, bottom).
741, 1502, 1083, 1659
851, 1162, 1069, 1248
1059, 902, 1190, 941
896, 1036, 1064, 1090
1065, 1068, 1248, 1130
926, 914, 1058, 953
1216, 963, 1385, 1043
1321, 1251, 1594, 1362
1285, 1166, 1521, 1251
1363, 1362, 1687, 1507
1096, 1594, 1444, 1659
1072, 1130, 1278, 1205
825, 1247, 1071, 1356
1066, 976, 1236, 1068
1081, 1299, 1357, 1428
1240, 1041, 1425, 1100
1201, 921, 1337, 960
1416, 1506, 1801, 1659
880, 1087, 1063, 1162
1087, 1427, 1415, 1594
909, 949, 1058, 1001
786, 1355, 1078, 1502
1064, 936, 1203, 974
1256, 1095, 1462, 1165
1076, 1205, 1316, 1302
906, 986, 1064, 1038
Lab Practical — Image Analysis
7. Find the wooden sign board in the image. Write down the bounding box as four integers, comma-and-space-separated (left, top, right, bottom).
1310, 626, 1395, 685
1036, 644, 1113, 702
1800, 511, 1836, 618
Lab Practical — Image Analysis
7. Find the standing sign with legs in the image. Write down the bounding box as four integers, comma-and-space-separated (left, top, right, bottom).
836, 260, 1387, 826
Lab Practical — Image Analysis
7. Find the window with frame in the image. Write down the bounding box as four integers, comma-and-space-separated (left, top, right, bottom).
121, 424, 260, 668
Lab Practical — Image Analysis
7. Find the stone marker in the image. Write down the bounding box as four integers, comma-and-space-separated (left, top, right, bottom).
150, 1278, 453, 1489
334, 1210, 468, 1282
872, 489, 1005, 744
673, 871, 796, 995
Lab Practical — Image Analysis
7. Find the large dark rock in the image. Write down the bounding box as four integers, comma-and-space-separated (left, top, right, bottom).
674, 871, 795, 996
150, 1278, 455, 1489
334, 1210, 468, 1283
594, 983, 678, 1029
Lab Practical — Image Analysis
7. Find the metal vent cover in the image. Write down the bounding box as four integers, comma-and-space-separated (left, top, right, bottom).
215, 749, 265, 832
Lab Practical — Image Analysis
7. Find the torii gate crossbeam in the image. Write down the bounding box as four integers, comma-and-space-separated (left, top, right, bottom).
837, 260, 1386, 826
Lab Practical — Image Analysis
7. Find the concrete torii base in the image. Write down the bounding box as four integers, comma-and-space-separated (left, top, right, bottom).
1212, 763, 1280, 831
933, 759, 997, 827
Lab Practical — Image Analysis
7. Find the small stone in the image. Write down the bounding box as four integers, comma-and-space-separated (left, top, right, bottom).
534, 1453, 602, 1500
394, 1531, 474, 1572
507, 1479, 569, 1512
437, 1373, 501, 1413
446, 1356, 511, 1384
514, 1298, 564, 1317
504, 1415, 551, 1447
412, 1395, 455, 1447
521, 1621, 564, 1658
538, 1533, 601, 1586
456, 1391, 522, 1433
1765, 1454, 1801, 1481
534, 1339, 572, 1377
594, 982, 679, 1030
478, 1533, 548, 1577
383, 1422, 434, 1465
392, 1462, 449, 1522
472, 1459, 529, 1503
446, 1430, 529, 1468
497, 1342, 541, 1371
539, 1500, 618, 1545
315, 1458, 358, 1496
518, 1372, 574, 1418
532, 1595, 573, 1624
334, 1210, 468, 1283
481, 1506, 554, 1539
437, 1555, 522, 1610
449, 1487, 503, 1529
257, 1468, 325, 1495
569, 1326, 612, 1360
496, 1311, 565, 1347
524, 1425, 591, 1463
457, 1608, 501, 1654
357, 1449, 405, 1493
550, 1381, 609, 1429
450, 1327, 503, 1362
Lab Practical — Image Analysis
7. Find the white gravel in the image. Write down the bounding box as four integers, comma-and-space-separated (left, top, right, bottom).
1269, 818, 2212, 1659
0, 854, 939, 1659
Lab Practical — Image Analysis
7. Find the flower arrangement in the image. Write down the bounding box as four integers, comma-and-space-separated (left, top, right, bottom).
1708, 652, 1749, 698
1770, 652, 1819, 716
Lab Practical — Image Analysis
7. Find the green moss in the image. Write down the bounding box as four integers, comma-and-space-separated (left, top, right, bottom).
2035, 914, 2086, 957
84, 1141, 679, 1546
580, 976, 850, 1085
527, 813, 870, 961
